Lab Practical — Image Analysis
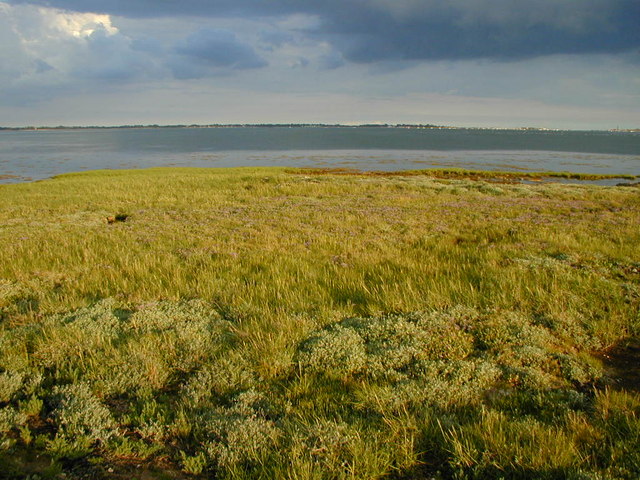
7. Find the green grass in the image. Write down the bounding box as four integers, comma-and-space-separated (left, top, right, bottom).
0, 167, 639, 479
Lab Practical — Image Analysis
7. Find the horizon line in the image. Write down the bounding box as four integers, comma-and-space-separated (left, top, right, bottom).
1, 123, 637, 132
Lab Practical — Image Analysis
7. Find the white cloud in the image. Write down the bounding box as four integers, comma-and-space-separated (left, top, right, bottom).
41, 8, 117, 37
0, 2, 159, 103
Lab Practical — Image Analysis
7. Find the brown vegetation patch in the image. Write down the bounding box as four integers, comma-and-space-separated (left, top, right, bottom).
599, 340, 640, 392
287, 167, 634, 183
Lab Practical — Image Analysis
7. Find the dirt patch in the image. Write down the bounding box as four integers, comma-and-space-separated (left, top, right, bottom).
106, 213, 130, 224
599, 340, 640, 392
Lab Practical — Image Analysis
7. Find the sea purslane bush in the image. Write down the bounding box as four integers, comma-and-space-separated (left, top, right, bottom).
473, 311, 603, 388
296, 325, 367, 378
180, 354, 256, 407
297, 309, 500, 412
50, 383, 115, 444
296, 310, 475, 382
199, 389, 281, 468
357, 359, 501, 413
32, 299, 122, 370
0, 406, 27, 434
10, 299, 236, 396
0, 371, 24, 403
296, 306, 605, 412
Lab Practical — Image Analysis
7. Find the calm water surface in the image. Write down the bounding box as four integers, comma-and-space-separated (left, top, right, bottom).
0, 127, 638, 184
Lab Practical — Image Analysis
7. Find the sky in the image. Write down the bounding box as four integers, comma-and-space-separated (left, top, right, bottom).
0, 0, 639, 129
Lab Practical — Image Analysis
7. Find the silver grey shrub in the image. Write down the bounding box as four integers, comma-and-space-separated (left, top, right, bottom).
120, 300, 230, 380
77, 300, 230, 395
296, 325, 367, 378
1, 299, 234, 398
179, 354, 256, 407
554, 353, 602, 385
200, 389, 280, 468
50, 383, 115, 442
359, 359, 501, 413
205, 415, 279, 468
473, 311, 588, 389
0, 405, 27, 433
0, 371, 24, 403
32, 299, 122, 369
296, 310, 475, 382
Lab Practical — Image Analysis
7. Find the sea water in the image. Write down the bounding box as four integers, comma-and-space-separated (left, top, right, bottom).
0, 127, 638, 184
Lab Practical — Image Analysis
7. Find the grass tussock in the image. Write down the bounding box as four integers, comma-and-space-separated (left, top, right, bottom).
0, 167, 639, 479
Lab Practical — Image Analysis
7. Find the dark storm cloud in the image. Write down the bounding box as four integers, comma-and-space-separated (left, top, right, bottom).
174, 28, 267, 70
7, 0, 640, 61
328, 1, 640, 62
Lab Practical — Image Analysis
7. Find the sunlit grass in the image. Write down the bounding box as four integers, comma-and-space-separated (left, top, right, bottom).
0, 167, 639, 479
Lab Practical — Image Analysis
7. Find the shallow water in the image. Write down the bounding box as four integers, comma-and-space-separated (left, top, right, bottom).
0, 127, 638, 184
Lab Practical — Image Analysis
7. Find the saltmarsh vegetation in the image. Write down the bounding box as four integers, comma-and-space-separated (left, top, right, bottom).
0, 167, 639, 479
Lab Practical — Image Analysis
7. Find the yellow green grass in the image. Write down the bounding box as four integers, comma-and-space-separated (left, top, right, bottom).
0, 167, 639, 479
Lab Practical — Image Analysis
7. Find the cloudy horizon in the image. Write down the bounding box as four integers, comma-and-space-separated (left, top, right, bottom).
1, 0, 639, 129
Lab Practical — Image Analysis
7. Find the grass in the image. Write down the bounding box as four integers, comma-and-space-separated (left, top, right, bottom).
0, 166, 639, 479
288, 167, 640, 182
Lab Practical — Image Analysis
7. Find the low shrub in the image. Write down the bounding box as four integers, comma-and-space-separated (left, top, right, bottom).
296, 325, 367, 378
357, 359, 501, 413
0, 406, 27, 434
179, 352, 256, 407
0, 371, 24, 403
297, 310, 475, 382
199, 390, 281, 469
49, 383, 115, 442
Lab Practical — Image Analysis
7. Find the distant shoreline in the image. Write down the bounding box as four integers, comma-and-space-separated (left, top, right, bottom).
1, 123, 638, 133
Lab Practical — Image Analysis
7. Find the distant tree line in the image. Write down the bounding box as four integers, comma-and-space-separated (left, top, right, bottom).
0, 123, 457, 131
